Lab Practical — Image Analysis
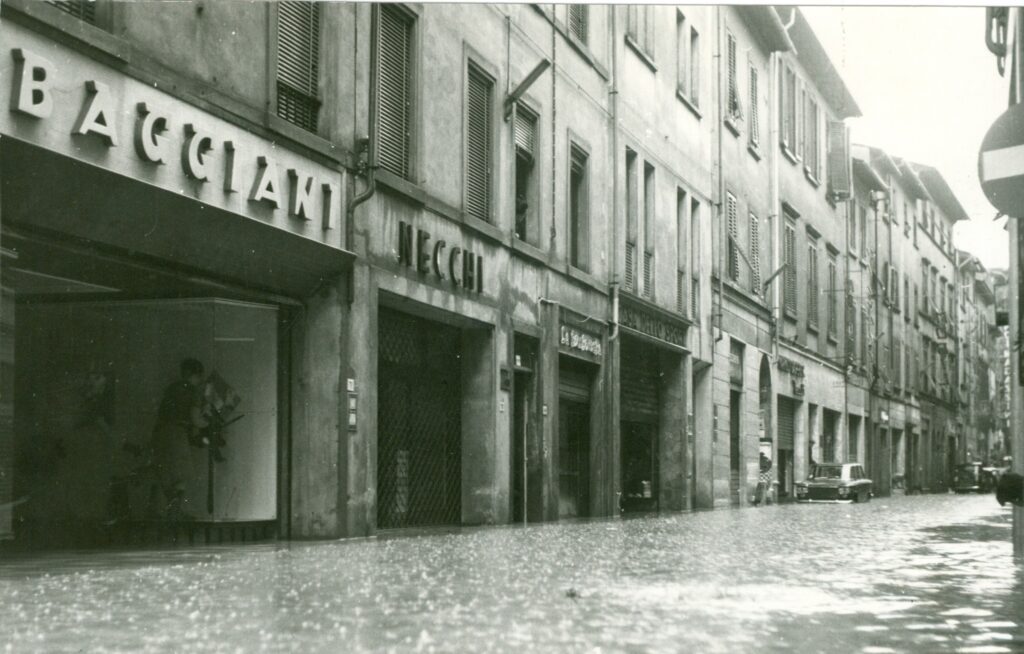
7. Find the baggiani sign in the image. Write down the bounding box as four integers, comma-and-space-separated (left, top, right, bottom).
5, 45, 341, 234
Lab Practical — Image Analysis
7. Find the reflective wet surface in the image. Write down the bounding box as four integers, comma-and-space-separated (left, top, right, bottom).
1, 494, 1021, 652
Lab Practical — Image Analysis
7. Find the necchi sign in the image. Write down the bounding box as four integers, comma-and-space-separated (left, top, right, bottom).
1, 33, 344, 248
397, 220, 484, 293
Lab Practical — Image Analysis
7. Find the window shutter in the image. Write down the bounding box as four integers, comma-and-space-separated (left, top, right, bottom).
514, 108, 535, 157
748, 67, 759, 147
727, 34, 738, 116
377, 6, 413, 179
727, 194, 739, 282
48, 0, 96, 22
677, 270, 686, 314
749, 213, 760, 293
465, 65, 492, 222
625, 241, 637, 292
828, 257, 837, 336
846, 290, 856, 360
277, 1, 321, 133
568, 5, 588, 44
808, 244, 818, 326
643, 251, 654, 298
826, 120, 851, 200
784, 223, 796, 314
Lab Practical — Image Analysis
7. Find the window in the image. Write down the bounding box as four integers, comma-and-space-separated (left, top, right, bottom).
921, 266, 929, 316
783, 216, 797, 316
627, 5, 654, 59
780, 66, 797, 152
845, 287, 857, 361
568, 5, 588, 45
276, 1, 321, 133
726, 193, 739, 282
804, 95, 820, 179
677, 190, 688, 314
848, 201, 859, 254
861, 306, 869, 365
691, 198, 701, 320
807, 238, 819, 328
48, 1, 96, 23
625, 149, 638, 292
827, 252, 838, 339
904, 274, 910, 318
748, 65, 760, 149
376, 5, 414, 179
464, 63, 493, 222
676, 13, 687, 95
514, 105, 538, 243
726, 32, 740, 120
859, 203, 868, 259
569, 144, 589, 271
643, 162, 655, 298
689, 26, 701, 107
749, 212, 761, 294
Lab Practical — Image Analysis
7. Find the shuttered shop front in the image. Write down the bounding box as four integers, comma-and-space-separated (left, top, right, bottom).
778, 396, 797, 450
620, 341, 659, 422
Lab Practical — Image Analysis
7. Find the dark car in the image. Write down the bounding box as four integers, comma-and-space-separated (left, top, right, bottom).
795, 463, 873, 503
954, 462, 995, 494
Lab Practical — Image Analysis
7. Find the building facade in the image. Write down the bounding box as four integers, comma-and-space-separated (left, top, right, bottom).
0, 3, 1001, 549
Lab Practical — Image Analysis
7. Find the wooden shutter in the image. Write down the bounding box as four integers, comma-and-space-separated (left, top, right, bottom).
47, 0, 96, 23
378, 5, 413, 179
568, 5, 588, 44
727, 33, 738, 115
727, 194, 739, 282
677, 270, 686, 314
748, 66, 759, 147
808, 243, 818, 326
827, 256, 837, 336
827, 120, 851, 200
625, 241, 637, 292
514, 108, 535, 157
749, 213, 761, 293
846, 290, 856, 360
277, 1, 321, 132
784, 222, 796, 313
465, 64, 492, 222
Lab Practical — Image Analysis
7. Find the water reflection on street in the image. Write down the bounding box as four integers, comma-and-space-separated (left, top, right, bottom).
1, 494, 1021, 653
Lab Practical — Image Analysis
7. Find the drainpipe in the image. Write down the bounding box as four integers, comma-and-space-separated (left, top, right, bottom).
714, 6, 725, 343
770, 51, 781, 359
609, 5, 620, 344
346, 5, 378, 250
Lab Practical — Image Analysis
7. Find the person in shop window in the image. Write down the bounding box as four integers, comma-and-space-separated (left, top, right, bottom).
150, 358, 208, 520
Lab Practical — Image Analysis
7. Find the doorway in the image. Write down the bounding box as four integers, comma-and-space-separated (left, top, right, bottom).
558, 398, 590, 518
729, 390, 742, 506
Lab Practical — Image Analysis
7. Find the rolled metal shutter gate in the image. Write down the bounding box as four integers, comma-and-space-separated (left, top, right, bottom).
778, 396, 796, 451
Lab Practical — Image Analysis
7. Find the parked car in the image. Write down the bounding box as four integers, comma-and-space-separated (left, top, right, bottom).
954, 462, 997, 493
795, 463, 873, 503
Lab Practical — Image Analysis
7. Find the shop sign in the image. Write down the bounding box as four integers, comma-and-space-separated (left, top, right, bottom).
619, 304, 687, 348
397, 221, 483, 293
3, 42, 342, 241
559, 325, 602, 357
777, 356, 805, 396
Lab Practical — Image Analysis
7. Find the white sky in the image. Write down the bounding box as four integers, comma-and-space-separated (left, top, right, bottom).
802, 6, 1010, 271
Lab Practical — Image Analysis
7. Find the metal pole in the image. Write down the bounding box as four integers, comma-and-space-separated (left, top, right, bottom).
1011, 7, 1024, 560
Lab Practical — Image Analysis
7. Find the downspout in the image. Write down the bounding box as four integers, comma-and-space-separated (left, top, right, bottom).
714, 6, 725, 343
610, 5, 620, 344
346, 5, 378, 251
770, 51, 781, 359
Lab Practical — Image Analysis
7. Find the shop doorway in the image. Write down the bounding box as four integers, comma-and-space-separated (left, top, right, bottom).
558, 360, 592, 519
729, 390, 742, 506
620, 340, 659, 513
777, 397, 798, 499
377, 308, 462, 529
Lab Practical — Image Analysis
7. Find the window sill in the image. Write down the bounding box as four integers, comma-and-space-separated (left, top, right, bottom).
781, 145, 799, 165
676, 89, 703, 119
376, 169, 429, 208
463, 213, 505, 246
625, 36, 657, 72
511, 238, 549, 266
266, 114, 347, 166
784, 308, 798, 322
807, 322, 819, 335
724, 117, 741, 138
804, 168, 821, 188
566, 265, 607, 295
748, 143, 762, 161
827, 333, 838, 345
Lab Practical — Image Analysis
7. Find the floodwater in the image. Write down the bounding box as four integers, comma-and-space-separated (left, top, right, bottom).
1, 494, 1021, 653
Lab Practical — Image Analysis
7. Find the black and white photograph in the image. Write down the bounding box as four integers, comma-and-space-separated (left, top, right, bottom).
0, 1, 1023, 651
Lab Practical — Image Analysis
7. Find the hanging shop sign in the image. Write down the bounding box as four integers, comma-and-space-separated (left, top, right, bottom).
618, 299, 688, 350
559, 324, 603, 358
397, 221, 484, 293
2, 38, 343, 246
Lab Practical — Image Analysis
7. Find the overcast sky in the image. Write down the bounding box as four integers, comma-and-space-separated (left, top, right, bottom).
802, 6, 1010, 271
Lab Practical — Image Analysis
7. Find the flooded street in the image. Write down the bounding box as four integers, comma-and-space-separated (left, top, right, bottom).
1, 494, 1021, 653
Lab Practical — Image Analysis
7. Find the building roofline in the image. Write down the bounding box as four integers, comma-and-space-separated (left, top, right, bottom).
737, 6, 795, 53
775, 6, 861, 119
913, 163, 971, 223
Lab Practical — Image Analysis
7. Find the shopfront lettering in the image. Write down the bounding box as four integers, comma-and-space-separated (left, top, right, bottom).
619, 304, 687, 348
397, 221, 483, 293
7, 47, 337, 231
559, 325, 603, 357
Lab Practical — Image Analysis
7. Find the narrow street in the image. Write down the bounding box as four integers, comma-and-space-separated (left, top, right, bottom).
1, 494, 1020, 653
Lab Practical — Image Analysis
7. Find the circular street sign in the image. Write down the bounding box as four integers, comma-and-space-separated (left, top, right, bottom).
979, 102, 1024, 216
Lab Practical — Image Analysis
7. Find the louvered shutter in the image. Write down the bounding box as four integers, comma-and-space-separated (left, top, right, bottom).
643, 251, 653, 298
465, 65, 492, 222
48, 0, 96, 23
691, 277, 699, 319
677, 270, 686, 314
568, 5, 588, 44
514, 108, 535, 157
727, 194, 739, 282
827, 257, 837, 337
846, 290, 856, 361
277, 1, 321, 132
827, 120, 851, 200
808, 244, 818, 326
777, 397, 796, 450
727, 34, 738, 115
784, 223, 796, 313
377, 6, 412, 179
749, 213, 760, 293
748, 67, 759, 147
625, 241, 637, 292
